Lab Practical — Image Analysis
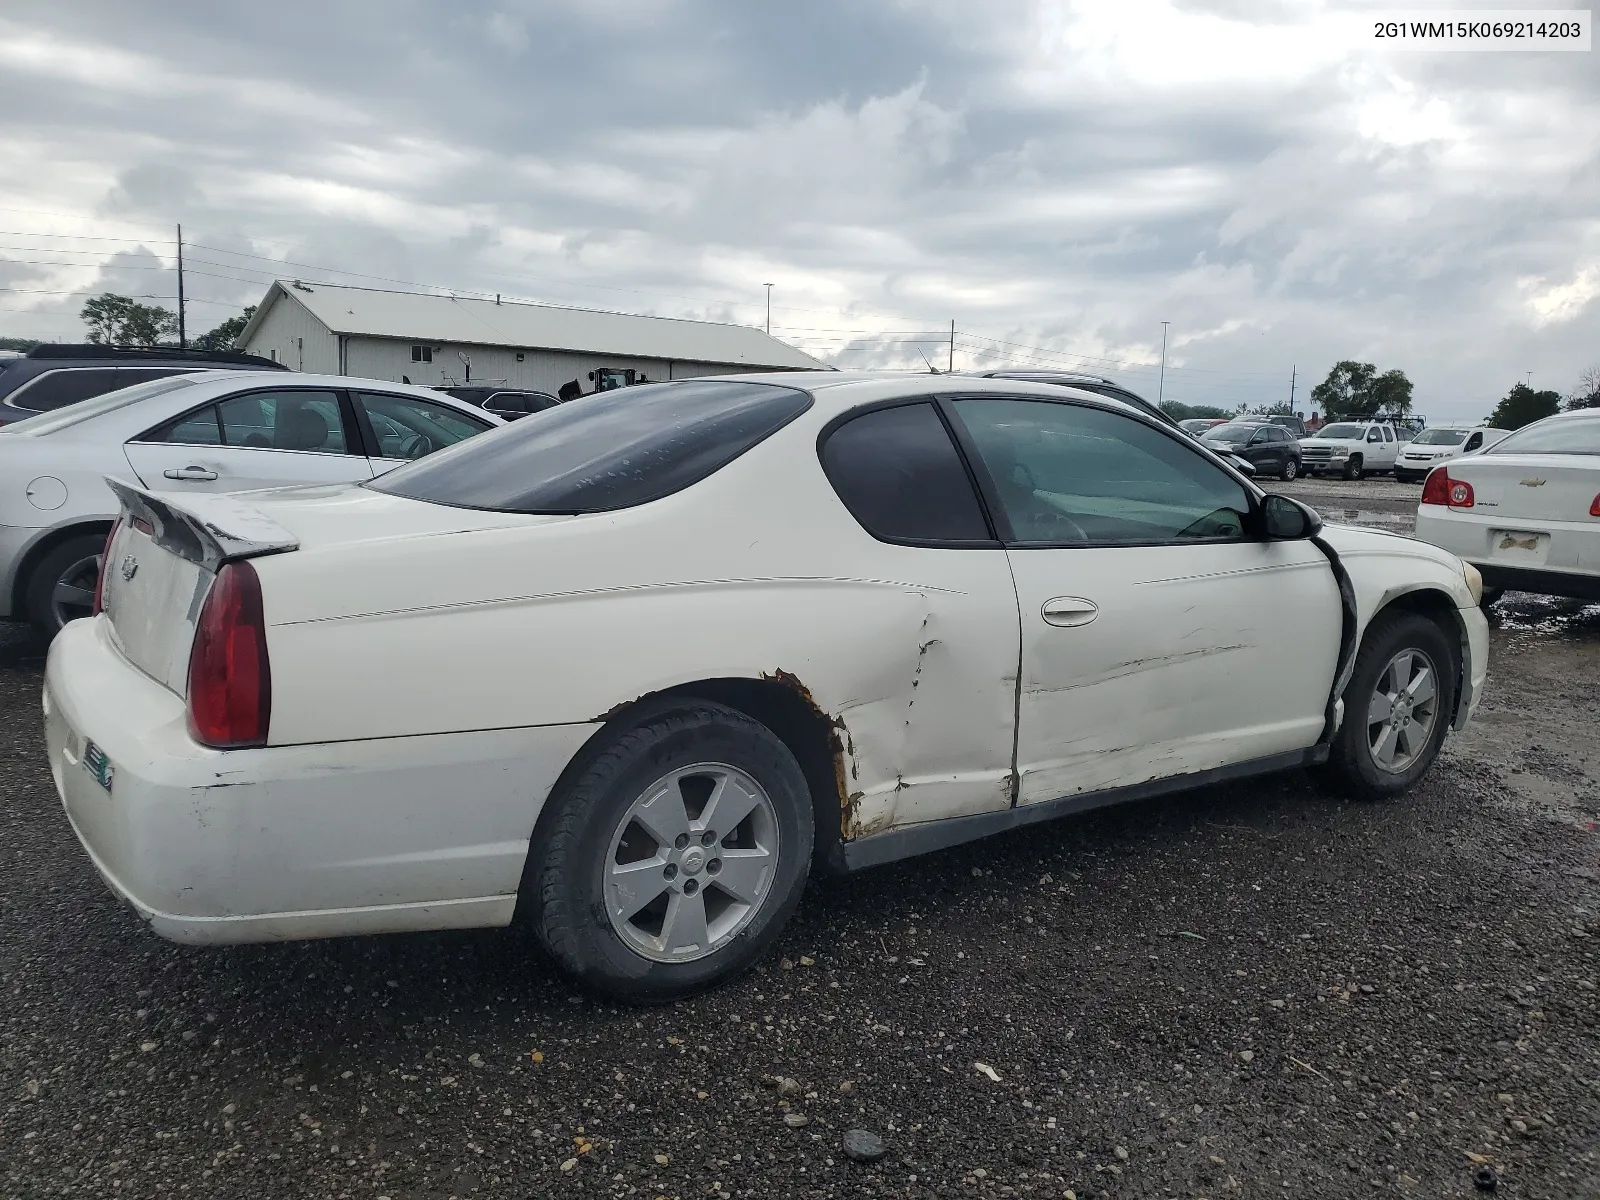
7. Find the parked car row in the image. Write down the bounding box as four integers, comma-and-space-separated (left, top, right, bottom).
31, 367, 1490, 1002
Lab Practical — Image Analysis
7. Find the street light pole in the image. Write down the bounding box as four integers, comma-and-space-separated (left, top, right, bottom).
1158, 321, 1170, 407
764, 284, 773, 334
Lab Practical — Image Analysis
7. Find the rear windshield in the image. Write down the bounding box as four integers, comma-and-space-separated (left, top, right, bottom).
1317, 423, 1366, 439
1487, 415, 1600, 456
369, 379, 813, 513
1202, 424, 1257, 443
1412, 428, 1468, 446
0, 375, 203, 437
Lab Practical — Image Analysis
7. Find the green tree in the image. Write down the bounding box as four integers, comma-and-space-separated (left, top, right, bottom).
1159, 400, 1232, 420
80, 293, 177, 347
1235, 400, 1293, 418
1565, 365, 1600, 411
1487, 382, 1562, 430
1309, 360, 1414, 420
0, 336, 40, 352
192, 305, 256, 352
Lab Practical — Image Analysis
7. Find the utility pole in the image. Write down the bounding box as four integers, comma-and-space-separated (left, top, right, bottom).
1158, 321, 1170, 407
764, 283, 773, 334
949, 320, 955, 373
175, 223, 186, 349
1289, 364, 1296, 410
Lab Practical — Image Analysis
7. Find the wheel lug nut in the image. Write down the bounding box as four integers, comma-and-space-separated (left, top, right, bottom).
707, 858, 722, 875
673, 834, 689, 850
683, 879, 699, 895
701, 831, 717, 846
663, 863, 678, 880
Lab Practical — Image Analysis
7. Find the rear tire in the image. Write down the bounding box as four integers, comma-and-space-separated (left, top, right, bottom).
1327, 611, 1456, 800
525, 700, 814, 1003
24, 532, 106, 639
1280, 458, 1299, 482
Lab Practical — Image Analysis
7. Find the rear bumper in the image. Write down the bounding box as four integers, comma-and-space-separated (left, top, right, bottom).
45, 616, 596, 945
1415, 507, 1600, 601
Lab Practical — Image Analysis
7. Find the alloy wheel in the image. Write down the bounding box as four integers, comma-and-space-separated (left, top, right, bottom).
1366, 648, 1440, 773
602, 763, 780, 963
51, 553, 102, 630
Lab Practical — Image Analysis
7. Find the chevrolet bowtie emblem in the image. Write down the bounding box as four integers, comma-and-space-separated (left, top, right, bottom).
120, 555, 138, 581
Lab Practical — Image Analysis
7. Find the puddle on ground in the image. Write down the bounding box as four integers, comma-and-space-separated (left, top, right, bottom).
1317, 508, 1414, 528
1491, 595, 1600, 640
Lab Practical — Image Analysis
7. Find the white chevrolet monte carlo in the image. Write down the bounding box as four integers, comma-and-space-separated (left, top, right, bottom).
45, 373, 1491, 1002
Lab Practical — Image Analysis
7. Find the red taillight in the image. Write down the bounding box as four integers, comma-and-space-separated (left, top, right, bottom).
91, 518, 121, 616
1590, 493, 1600, 518
1420, 468, 1473, 508
1420, 468, 1450, 505
186, 560, 271, 749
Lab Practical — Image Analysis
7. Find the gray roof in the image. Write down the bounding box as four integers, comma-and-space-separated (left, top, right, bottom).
238, 281, 829, 371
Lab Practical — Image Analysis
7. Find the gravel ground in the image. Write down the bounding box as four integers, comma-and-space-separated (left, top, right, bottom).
2, 481, 1597, 1199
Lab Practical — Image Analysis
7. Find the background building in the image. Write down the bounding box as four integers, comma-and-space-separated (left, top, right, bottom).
236, 281, 828, 390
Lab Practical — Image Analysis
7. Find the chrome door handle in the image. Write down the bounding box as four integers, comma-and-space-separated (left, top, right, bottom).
163, 466, 217, 481
1042, 597, 1099, 627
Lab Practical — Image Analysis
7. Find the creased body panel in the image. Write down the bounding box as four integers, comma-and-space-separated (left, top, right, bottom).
1008, 541, 1342, 805
252, 425, 1024, 835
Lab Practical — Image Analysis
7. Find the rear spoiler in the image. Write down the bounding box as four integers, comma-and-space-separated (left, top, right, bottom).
105, 477, 299, 572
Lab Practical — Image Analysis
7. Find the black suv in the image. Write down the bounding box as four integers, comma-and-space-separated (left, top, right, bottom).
434, 385, 561, 421
0, 344, 286, 426
968, 369, 1258, 477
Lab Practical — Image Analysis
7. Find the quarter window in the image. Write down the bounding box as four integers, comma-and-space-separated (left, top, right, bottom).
151, 405, 224, 445
820, 402, 992, 544
950, 397, 1252, 546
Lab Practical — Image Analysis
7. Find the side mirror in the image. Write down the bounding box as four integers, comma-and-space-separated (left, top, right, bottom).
1262, 494, 1322, 540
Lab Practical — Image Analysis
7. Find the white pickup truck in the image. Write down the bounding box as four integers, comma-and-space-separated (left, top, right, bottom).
1298, 420, 1410, 480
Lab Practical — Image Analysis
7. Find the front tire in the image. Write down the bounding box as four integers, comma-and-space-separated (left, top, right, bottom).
1342, 456, 1364, 481
25, 532, 106, 638
1327, 611, 1456, 799
525, 701, 814, 1003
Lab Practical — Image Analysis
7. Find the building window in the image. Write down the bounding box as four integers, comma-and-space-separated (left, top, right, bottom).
411, 345, 432, 363
268, 348, 278, 363
515, 352, 525, 362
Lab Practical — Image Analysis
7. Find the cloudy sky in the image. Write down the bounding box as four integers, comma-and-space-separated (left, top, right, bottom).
0, 0, 1595, 419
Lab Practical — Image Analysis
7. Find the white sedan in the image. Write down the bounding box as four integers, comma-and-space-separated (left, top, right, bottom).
0, 371, 501, 636
1414, 407, 1600, 604
45, 373, 1490, 1002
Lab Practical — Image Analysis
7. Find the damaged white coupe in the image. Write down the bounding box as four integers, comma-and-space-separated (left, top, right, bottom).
45, 373, 1489, 1000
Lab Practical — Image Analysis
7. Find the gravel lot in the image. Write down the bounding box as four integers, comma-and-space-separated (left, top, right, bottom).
3, 478, 1597, 1200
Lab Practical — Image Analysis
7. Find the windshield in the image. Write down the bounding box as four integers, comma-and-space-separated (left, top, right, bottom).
369, 379, 813, 513
1201, 424, 1258, 444
1316, 423, 1366, 439
1411, 428, 1468, 446
1487, 415, 1600, 457
0, 375, 203, 436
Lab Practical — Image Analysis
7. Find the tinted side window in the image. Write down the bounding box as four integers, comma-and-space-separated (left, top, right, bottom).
821, 403, 992, 544
218, 390, 350, 453
151, 405, 223, 445
370, 380, 811, 513
951, 398, 1251, 546
485, 392, 533, 415
1382, 427, 1395, 442
12, 367, 184, 412
357, 393, 490, 459
1464, 432, 1482, 451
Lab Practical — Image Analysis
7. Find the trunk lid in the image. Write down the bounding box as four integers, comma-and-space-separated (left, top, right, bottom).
1441, 453, 1600, 521
98, 478, 299, 694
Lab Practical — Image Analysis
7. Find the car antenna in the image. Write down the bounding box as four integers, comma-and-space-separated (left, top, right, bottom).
916, 347, 942, 374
